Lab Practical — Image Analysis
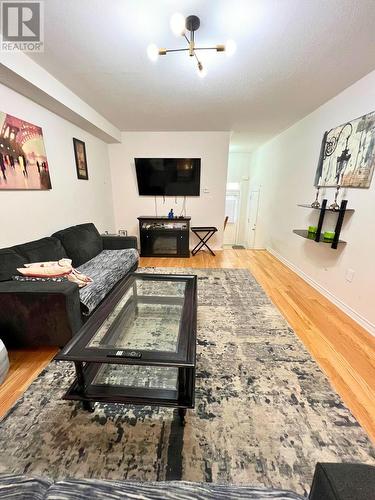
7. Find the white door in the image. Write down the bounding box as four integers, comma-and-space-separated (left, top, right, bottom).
247, 190, 260, 248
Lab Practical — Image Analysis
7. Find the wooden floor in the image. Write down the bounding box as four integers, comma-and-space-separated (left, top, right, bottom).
1, 250, 374, 444
0, 347, 57, 417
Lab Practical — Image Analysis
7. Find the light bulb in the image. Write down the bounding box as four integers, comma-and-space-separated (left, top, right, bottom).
170, 12, 186, 36
147, 43, 159, 62
197, 64, 207, 78
225, 39, 237, 56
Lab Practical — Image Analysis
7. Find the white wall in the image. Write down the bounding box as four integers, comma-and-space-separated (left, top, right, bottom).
109, 132, 230, 249
250, 69, 375, 334
0, 83, 115, 248
226, 152, 252, 246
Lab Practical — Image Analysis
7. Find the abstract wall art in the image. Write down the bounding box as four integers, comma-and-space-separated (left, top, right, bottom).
315, 111, 375, 188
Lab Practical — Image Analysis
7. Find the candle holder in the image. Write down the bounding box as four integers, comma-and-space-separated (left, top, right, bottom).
311, 186, 321, 208
323, 231, 335, 241
329, 185, 341, 211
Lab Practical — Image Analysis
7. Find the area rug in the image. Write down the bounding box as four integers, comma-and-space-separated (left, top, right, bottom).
0, 268, 373, 497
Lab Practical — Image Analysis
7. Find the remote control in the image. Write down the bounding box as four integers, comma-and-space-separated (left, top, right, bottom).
107, 350, 142, 359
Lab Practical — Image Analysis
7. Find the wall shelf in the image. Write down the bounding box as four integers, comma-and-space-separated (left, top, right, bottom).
293, 199, 351, 250
293, 229, 346, 246
297, 204, 355, 213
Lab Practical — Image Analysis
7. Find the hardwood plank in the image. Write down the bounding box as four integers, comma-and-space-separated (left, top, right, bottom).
0, 347, 57, 418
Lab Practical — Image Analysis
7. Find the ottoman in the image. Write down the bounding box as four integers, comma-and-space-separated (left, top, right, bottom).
0, 339, 9, 384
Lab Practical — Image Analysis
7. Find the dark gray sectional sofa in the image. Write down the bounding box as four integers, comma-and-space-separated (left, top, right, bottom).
0, 223, 138, 348
1, 463, 375, 499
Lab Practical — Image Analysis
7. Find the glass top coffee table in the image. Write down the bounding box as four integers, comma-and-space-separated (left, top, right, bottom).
55, 273, 197, 423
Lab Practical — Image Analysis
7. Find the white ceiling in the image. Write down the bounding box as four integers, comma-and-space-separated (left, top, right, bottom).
30, 0, 375, 151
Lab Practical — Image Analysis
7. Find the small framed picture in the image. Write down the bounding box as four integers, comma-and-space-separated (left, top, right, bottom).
73, 138, 88, 180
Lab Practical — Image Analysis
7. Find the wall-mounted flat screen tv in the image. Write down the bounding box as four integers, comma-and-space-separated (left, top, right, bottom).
135, 158, 201, 196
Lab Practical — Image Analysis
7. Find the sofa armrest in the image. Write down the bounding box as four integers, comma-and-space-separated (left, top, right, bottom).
309, 462, 375, 500
0, 281, 83, 348
102, 235, 138, 250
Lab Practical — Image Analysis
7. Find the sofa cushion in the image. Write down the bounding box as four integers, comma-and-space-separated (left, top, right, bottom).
13, 237, 67, 263
52, 223, 103, 267
13, 275, 69, 284
77, 249, 138, 314
0, 474, 52, 500
46, 479, 304, 499
0, 248, 28, 282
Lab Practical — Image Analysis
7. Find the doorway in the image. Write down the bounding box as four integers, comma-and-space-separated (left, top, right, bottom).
247, 189, 260, 248
223, 186, 240, 246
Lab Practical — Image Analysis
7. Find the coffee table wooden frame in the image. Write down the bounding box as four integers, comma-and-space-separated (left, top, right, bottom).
55, 273, 197, 423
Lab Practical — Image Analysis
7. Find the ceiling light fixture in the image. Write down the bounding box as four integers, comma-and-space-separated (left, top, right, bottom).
147, 14, 236, 77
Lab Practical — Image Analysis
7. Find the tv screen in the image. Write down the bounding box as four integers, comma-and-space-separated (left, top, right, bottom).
135, 158, 201, 196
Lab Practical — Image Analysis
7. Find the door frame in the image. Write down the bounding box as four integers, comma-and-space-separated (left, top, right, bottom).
246, 188, 260, 249
225, 188, 241, 245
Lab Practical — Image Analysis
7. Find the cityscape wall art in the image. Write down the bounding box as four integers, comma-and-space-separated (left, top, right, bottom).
0, 112, 52, 190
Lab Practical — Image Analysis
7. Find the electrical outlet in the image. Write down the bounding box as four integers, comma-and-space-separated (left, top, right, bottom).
345, 269, 355, 283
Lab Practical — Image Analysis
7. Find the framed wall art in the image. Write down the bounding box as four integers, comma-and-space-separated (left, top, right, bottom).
0, 112, 52, 190
315, 111, 375, 188
73, 138, 89, 180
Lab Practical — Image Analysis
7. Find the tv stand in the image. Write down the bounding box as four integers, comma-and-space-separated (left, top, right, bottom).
138, 216, 191, 258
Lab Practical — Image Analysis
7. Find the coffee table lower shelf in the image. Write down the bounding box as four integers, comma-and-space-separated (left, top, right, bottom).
62, 361, 195, 424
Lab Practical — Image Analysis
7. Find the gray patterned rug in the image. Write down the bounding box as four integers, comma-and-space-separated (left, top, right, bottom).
0, 268, 374, 497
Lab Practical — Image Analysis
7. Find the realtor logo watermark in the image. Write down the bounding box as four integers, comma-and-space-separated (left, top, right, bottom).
1, 1, 44, 52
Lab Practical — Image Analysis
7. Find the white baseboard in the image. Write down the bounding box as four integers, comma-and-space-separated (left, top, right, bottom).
267, 247, 375, 337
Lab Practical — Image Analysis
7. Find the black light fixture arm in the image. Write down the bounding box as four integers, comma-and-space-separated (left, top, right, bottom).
164, 46, 222, 53
195, 46, 223, 51
192, 50, 202, 68
164, 48, 190, 53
